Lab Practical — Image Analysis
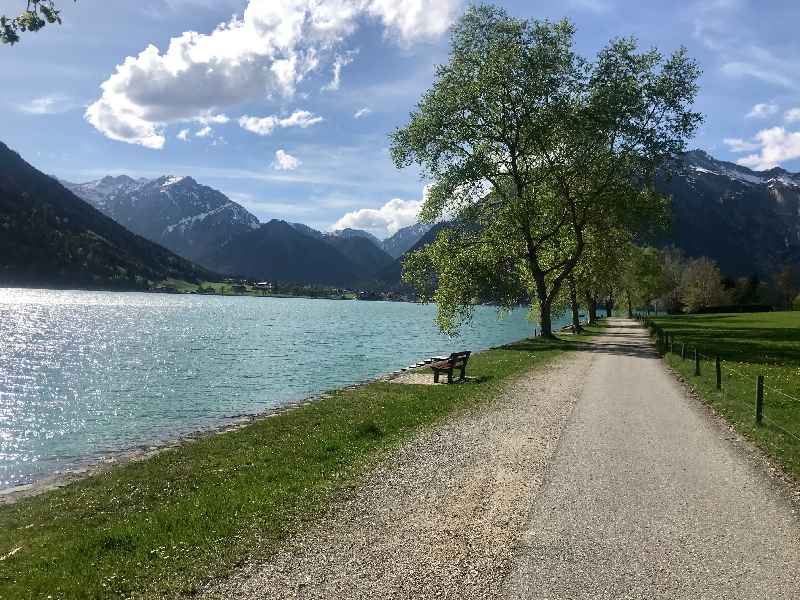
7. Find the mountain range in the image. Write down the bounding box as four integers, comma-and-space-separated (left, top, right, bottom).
0, 142, 209, 289
63, 175, 260, 264
64, 172, 432, 286
3, 139, 799, 292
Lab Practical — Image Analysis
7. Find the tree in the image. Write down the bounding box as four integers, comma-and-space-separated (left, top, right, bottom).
679, 257, 729, 313
774, 264, 799, 310
656, 246, 685, 313
619, 245, 667, 317
572, 225, 631, 325
392, 5, 701, 337
731, 274, 762, 305
1, 1, 71, 44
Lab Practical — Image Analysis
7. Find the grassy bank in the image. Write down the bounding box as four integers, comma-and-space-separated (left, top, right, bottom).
0, 332, 596, 599
648, 312, 800, 479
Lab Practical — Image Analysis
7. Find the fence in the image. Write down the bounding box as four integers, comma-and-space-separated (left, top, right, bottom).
638, 316, 800, 445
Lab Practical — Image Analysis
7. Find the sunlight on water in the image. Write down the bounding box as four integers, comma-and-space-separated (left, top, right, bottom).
0, 289, 552, 487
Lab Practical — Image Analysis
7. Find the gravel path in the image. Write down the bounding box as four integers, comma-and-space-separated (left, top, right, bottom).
205, 350, 592, 599
207, 320, 800, 599
509, 318, 800, 599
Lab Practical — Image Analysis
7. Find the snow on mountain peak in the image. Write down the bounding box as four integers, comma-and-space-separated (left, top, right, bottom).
160, 175, 188, 188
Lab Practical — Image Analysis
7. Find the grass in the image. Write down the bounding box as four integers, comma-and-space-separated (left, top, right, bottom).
648, 312, 800, 479
0, 331, 596, 599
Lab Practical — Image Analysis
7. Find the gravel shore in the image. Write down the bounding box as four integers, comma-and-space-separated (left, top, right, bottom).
205, 351, 592, 599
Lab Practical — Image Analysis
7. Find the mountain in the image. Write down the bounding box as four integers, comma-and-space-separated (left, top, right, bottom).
381, 223, 434, 258
289, 222, 326, 239
64, 175, 259, 265
323, 235, 394, 274
202, 219, 362, 286
656, 150, 800, 276
0, 142, 209, 289
329, 227, 383, 248
287, 223, 394, 276
377, 222, 449, 284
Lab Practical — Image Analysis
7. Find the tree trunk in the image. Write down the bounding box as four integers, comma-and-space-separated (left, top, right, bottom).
585, 293, 597, 325
533, 274, 555, 338
539, 301, 553, 338
569, 276, 583, 333
606, 297, 613, 318
626, 291, 633, 319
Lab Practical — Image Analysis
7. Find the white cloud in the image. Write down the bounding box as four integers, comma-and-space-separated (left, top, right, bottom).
279, 110, 324, 128
746, 103, 778, 119
273, 149, 301, 171
195, 126, 213, 137
238, 110, 323, 136
177, 128, 190, 141
723, 137, 759, 152
85, 0, 460, 148
720, 46, 800, 91
354, 107, 372, 119
785, 108, 800, 123
322, 52, 355, 91
726, 127, 800, 170
366, 0, 460, 41
18, 94, 76, 115
332, 196, 424, 238
196, 113, 230, 125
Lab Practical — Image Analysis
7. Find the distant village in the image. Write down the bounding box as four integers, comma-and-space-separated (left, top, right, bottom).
151, 278, 417, 302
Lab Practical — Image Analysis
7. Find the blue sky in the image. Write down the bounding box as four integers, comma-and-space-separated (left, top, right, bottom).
2, 0, 800, 237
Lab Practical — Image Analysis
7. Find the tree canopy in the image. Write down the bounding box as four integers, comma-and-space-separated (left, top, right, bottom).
1, 1, 71, 45
393, 4, 702, 336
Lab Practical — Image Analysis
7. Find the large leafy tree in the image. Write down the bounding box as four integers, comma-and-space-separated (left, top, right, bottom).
572, 225, 632, 325
392, 4, 702, 337
1, 1, 71, 44
679, 257, 729, 312
619, 245, 669, 317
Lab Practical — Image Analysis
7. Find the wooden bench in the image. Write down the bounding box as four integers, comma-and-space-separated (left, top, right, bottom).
430, 351, 471, 384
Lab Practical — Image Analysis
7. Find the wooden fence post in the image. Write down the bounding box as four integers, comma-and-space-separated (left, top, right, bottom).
715, 356, 721, 390
694, 348, 700, 376
756, 375, 764, 425
681, 343, 686, 361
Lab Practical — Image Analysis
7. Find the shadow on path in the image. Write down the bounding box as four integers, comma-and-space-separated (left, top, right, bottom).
504, 319, 658, 360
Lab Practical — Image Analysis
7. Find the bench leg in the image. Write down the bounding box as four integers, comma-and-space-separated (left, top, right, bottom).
447, 369, 452, 384
460, 366, 466, 380
434, 371, 439, 383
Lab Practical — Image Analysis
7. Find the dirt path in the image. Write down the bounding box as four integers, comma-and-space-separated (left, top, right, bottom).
205, 350, 592, 599
509, 318, 800, 599
207, 320, 800, 599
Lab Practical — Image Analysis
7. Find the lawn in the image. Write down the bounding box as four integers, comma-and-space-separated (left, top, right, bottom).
647, 312, 800, 479
0, 331, 596, 599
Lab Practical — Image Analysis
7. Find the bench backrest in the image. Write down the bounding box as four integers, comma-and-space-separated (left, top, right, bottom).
448, 351, 471, 367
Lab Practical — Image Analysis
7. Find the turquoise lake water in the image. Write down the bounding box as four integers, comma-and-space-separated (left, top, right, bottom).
0, 288, 561, 487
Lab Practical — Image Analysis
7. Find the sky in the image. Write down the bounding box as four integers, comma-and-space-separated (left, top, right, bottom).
2, 0, 800, 238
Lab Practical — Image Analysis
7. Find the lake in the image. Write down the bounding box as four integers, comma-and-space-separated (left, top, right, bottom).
0, 288, 559, 488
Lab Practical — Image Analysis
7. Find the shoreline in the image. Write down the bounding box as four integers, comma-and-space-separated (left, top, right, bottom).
0, 331, 590, 598
0, 283, 412, 303
0, 353, 449, 504
1, 315, 585, 503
